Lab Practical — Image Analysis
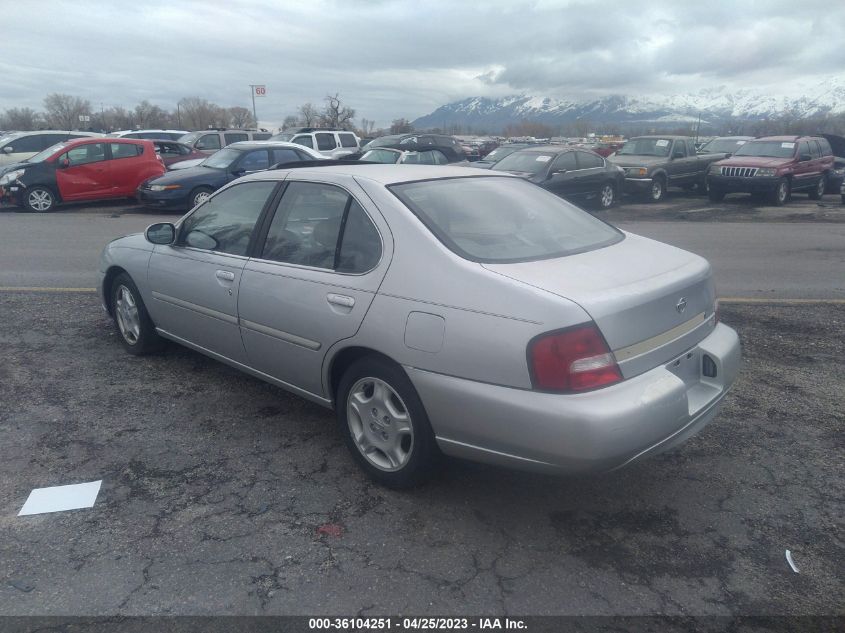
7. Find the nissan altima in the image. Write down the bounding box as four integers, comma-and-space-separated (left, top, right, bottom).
98, 165, 741, 488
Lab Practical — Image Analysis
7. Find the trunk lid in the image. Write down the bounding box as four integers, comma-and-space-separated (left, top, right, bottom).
483, 232, 717, 378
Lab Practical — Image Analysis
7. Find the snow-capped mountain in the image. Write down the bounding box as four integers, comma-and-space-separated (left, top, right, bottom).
412, 78, 845, 132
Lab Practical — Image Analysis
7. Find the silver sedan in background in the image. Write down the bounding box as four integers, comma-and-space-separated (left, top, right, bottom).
98, 165, 741, 488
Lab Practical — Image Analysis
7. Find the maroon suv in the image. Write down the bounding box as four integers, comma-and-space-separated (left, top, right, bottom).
707, 135, 834, 205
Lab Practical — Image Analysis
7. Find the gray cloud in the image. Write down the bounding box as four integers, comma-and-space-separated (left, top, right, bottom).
3, 0, 844, 128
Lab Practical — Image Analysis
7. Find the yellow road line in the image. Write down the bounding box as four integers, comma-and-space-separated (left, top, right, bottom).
0, 287, 97, 293
719, 297, 845, 305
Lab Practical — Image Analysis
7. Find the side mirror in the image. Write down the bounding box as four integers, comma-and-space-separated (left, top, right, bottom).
58, 158, 70, 169
800, 154, 812, 162
145, 222, 176, 245
2, 146, 12, 153
551, 168, 567, 176
231, 168, 246, 177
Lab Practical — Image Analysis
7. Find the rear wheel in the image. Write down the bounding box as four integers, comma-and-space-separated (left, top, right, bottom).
110, 273, 163, 355
648, 177, 666, 202
597, 182, 615, 208
337, 356, 438, 488
809, 174, 826, 200
24, 186, 58, 212
770, 178, 790, 206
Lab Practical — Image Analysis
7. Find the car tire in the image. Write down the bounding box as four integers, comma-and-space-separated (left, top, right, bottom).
597, 182, 616, 209
23, 186, 58, 213
809, 174, 826, 200
770, 178, 790, 206
708, 188, 726, 202
110, 273, 164, 356
648, 177, 666, 202
189, 186, 213, 209
336, 356, 439, 488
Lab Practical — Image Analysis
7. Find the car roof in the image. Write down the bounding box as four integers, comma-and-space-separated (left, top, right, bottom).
226, 140, 323, 151
242, 163, 511, 186
631, 135, 690, 140
756, 135, 821, 142
510, 144, 571, 152
710, 136, 755, 141
2, 130, 103, 138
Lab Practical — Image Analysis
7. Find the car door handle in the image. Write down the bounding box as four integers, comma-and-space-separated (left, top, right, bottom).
215, 270, 235, 282
327, 293, 355, 308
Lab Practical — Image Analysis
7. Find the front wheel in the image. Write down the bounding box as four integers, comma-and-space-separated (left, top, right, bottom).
337, 356, 439, 488
597, 182, 616, 209
648, 177, 666, 202
189, 186, 213, 209
770, 178, 790, 206
809, 174, 826, 200
111, 273, 164, 355
24, 186, 58, 212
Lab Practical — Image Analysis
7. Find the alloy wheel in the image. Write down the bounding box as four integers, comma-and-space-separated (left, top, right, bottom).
27, 189, 54, 212
600, 184, 614, 208
346, 377, 414, 471
115, 285, 141, 345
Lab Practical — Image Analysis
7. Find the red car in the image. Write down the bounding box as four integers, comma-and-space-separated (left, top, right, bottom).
151, 140, 207, 169
0, 138, 165, 212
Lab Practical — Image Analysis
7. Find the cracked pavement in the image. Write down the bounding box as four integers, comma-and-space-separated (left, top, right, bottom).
0, 295, 842, 616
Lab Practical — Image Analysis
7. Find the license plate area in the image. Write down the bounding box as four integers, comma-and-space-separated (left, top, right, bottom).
667, 348, 721, 415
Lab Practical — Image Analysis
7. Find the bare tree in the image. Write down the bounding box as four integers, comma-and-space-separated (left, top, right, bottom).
359, 118, 376, 136
134, 100, 169, 129
178, 97, 228, 129
299, 102, 319, 127
390, 118, 413, 134
0, 107, 43, 131
228, 106, 255, 128
319, 93, 355, 129
282, 115, 299, 131
43, 93, 91, 129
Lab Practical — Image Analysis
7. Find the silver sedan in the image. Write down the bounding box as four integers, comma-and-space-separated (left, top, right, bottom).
98, 165, 741, 488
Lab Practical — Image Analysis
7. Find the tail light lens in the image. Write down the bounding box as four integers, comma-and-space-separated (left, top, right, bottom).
528, 323, 622, 392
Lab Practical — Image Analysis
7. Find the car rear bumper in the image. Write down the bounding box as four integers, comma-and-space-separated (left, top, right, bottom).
407, 322, 741, 474
708, 175, 779, 193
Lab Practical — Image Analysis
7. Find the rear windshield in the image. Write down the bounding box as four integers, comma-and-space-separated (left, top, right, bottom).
491, 151, 554, 174
734, 141, 796, 158
390, 176, 623, 263
200, 148, 241, 169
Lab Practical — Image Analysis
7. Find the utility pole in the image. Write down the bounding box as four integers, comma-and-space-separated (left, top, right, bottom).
248, 85, 265, 128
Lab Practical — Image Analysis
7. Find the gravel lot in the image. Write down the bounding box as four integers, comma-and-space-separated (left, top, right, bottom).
0, 293, 842, 617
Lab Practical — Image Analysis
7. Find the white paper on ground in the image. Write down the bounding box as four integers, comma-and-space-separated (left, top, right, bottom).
18, 480, 102, 516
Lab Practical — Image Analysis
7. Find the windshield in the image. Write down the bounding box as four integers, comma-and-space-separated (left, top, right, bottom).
734, 141, 796, 158
270, 133, 295, 142
700, 139, 749, 153
178, 132, 202, 144
390, 176, 622, 263
618, 138, 672, 157
361, 149, 400, 164
368, 135, 405, 148
200, 148, 241, 169
27, 142, 71, 163
490, 151, 554, 174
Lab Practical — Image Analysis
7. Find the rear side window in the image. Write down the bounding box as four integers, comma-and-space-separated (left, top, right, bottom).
817, 138, 832, 156
337, 200, 381, 273
178, 181, 276, 256
315, 133, 337, 150
110, 143, 143, 159
238, 150, 270, 172
5, 134, 46, 152
390, 176, 623, 264
339, 134, 358, 148
292, 135, 314, 149
225, 133, 249, 144
196, 134, 221, 150
272, 148, 304, 165
575, 151, 603, 169
809, 141, 821, 159
551, 152, 577, 171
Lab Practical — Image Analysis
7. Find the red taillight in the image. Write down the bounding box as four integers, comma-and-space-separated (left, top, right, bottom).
528, 323, 622, 392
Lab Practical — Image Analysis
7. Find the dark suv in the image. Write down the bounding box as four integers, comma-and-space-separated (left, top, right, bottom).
707, 135, 834, 205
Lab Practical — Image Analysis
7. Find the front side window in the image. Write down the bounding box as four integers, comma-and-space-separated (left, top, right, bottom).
64, 143, 107, 166
390, 176, 623, 264
339, 134, 358, 148
316, 133, 337, 151
237, 150, 270, 172
110, 143, 143, 159
260, 182, 380, 273
196, 134, 222, 150
575, 151, 603, 169
178, 181, 276, 256
5, 134, 46, 153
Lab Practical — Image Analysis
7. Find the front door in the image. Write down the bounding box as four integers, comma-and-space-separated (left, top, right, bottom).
238, 178, 389, 398
55, 142, 111, 200
146, 180, 279, 363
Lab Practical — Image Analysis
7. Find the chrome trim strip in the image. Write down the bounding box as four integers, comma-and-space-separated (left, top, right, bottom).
614, 312, 707, 362
239, 318, 321, 351
151, 291, 238, 324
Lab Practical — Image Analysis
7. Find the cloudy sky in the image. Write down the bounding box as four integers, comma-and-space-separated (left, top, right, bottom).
3, 0, 845, 128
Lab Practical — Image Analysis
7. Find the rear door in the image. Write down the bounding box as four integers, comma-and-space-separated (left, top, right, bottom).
238, 177, 389, 397
108, 142, 146, 195
793, 140, 815, 191
55, 142, 112, 200
574, 151, 607, 198
666, 139, 697, 186
146, 180, 279, 363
